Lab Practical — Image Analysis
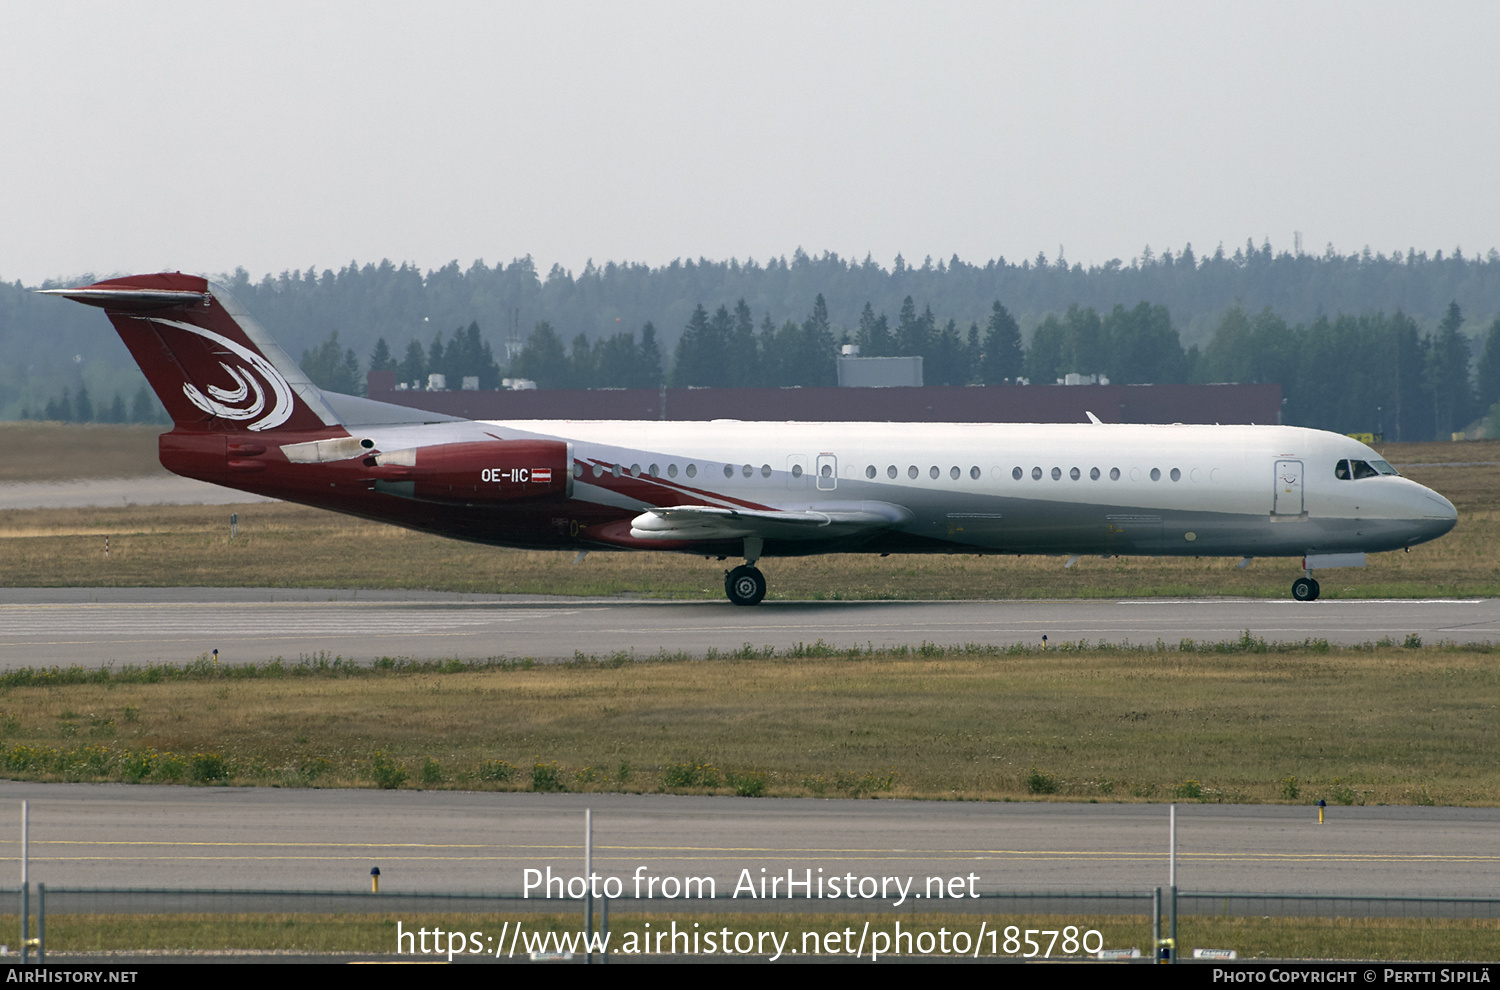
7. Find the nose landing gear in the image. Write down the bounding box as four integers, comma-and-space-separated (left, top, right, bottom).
724, 536, 767, 606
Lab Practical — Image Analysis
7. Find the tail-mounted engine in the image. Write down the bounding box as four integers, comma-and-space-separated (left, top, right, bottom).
367, 439, 572, 503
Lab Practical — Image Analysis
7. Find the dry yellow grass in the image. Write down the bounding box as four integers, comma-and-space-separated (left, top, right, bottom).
0, 422, 166, 482
0, 644, 1495, 803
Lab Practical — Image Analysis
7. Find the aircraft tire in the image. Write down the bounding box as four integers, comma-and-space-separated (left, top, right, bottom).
1291, 577, 1320, 602
725, 565, 767, 606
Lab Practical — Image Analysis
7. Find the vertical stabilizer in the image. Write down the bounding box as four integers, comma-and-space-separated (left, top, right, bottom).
41, 273, 343, 434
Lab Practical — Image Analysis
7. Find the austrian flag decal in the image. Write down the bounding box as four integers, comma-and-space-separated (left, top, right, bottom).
532, 468, 552, 484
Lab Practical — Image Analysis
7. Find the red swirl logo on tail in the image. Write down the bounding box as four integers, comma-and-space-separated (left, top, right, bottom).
146, 318, 295, 431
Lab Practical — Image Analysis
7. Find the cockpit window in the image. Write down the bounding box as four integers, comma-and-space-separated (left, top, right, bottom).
1337, 457, 1400, 480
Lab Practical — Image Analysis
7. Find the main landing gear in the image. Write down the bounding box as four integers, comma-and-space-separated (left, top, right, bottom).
1291, 576, 1321, 602
724, 536, 767, 606
725, 564, 767, 606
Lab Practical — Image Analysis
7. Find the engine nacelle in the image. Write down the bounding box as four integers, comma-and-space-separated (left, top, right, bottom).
369, 439, 572, 503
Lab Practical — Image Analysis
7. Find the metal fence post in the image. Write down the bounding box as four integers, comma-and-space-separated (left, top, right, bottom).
585, 808, 593, 965
1152, 886, 1162, 963
36, 883, 43, 963
20, 800, 28, 965
1170, 884, 1178, 965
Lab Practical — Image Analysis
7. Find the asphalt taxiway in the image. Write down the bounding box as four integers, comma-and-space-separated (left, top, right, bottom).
1, 589, 1497, 668
0, 782, 1494, 898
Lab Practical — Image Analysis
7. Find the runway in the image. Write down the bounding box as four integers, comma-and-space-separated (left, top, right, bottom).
0, 782, 1495, 898
2, 588, 1498, 667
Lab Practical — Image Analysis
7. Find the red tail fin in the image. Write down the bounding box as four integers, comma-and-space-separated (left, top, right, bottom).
43, 273, 342, 434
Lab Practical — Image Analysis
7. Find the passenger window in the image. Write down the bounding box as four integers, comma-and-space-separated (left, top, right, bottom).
909, 465, 919, 479
950, 466, 960, 480
1109, 467, 1120, 480
1032, 466, 1042, 480
1012, 466, 1023, 480
1069, 467, 1080, 481
790, 464, 801, 478
649, 464, 660, 478
866, 465, 876, 479
1050, 467, 1061, 480
1089, 467, 1100, 480
668, 464, 678, 478
761, 464, 772, 478
929, 466, 940, 479
970, 466, 980, 480
888, 465, 898, 479
686, 464, 697, 478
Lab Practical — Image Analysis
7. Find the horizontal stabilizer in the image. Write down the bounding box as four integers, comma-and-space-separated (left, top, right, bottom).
38, 286, 209, 311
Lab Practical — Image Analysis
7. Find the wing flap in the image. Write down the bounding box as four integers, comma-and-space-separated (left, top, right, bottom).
630, 501, 911, 542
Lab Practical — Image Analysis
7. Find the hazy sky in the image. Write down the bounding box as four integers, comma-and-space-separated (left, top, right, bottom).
3, 1, 1496, 285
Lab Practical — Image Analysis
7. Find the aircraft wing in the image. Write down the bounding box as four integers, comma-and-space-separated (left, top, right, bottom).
630, 501, 912, 542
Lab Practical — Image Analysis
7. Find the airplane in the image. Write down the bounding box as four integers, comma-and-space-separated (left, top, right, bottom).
44, 272, 1458, 605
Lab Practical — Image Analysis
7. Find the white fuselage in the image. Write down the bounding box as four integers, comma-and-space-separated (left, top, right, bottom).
349, 420, 1457, 560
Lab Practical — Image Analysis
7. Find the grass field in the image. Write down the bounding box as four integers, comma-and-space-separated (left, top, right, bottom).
0, 639, 1494, 804
0, 422, 166, 483
9, 911, 1496, 961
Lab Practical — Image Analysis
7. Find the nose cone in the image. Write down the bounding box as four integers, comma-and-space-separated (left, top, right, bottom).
1416, 487, 1458, 542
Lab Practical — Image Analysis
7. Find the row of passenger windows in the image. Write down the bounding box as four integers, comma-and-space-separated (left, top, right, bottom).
576, 461, 1183, 483
1013, 465, 1180, 482
862, 464, 983, 480
576, 462, 783, 480
862, 464, 1182, 482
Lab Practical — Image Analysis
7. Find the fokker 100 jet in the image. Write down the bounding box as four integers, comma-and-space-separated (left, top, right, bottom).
45, 273, 1458, 605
